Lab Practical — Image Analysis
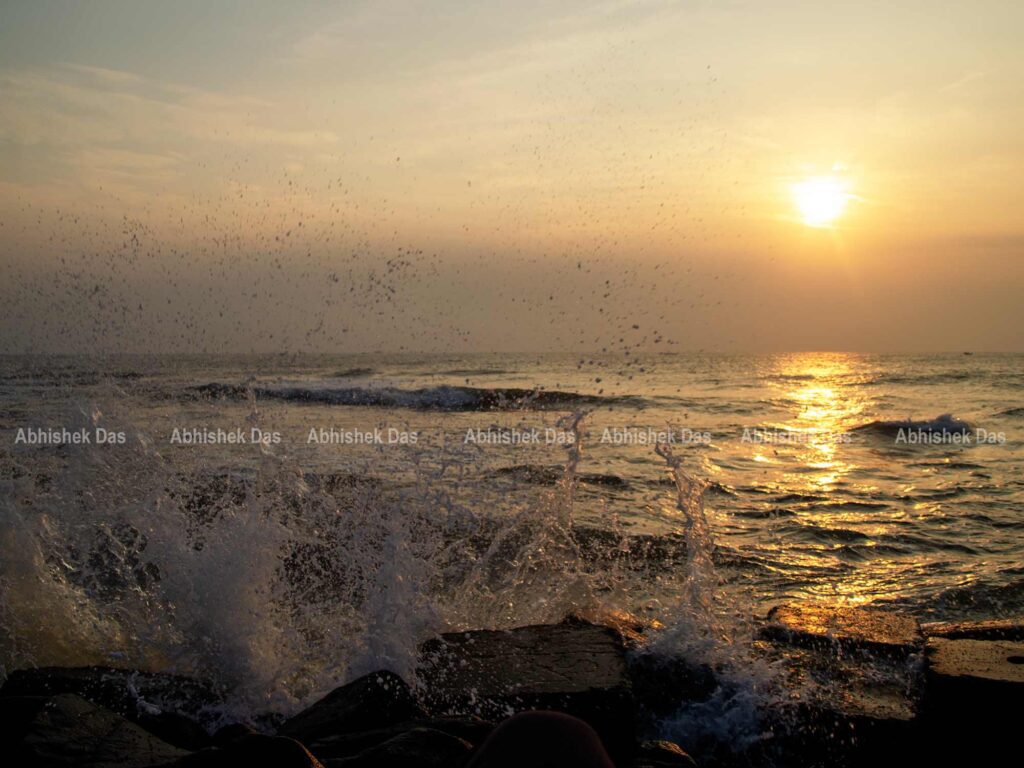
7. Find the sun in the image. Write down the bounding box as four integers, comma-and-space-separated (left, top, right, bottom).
791, 176, 850, 227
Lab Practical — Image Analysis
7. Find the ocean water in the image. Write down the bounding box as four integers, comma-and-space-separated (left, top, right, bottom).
1, 351, 1022, 726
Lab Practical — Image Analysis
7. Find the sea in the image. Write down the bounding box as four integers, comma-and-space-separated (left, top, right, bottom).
1, 351, 1022, 736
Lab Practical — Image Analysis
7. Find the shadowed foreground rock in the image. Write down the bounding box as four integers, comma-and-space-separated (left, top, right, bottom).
0, 666, 217, 750
13, 693, 189, 767
278, 670, 426, 744
919, 636, 1024, 765
305, 716, 492, 761
152, 734, 324, 767
9, 608, 1023, 767
759, 603, 924, 767
417, 620, 637, 760
319, 726, 472, 767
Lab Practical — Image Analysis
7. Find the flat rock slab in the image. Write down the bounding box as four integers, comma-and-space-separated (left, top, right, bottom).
417, 621, 635, 758
922, 638, 1024, 758
18, 693, 188, 767
921, 618, 1024, 641
926, 638, 1024, 685
762, 603, 922, 657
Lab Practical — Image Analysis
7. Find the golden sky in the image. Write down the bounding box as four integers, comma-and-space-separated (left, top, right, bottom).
1, 1, 1022, 353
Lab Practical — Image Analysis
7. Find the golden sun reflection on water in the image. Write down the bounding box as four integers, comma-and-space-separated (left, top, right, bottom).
770, 352, 870, 491
762, 353, 905, 606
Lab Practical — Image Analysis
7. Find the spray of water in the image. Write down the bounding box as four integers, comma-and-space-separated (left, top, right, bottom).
646, 441, 775, 756
1, 397, 774, 750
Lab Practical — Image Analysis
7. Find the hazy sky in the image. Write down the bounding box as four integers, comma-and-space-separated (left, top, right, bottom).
1, 1, 1022, 353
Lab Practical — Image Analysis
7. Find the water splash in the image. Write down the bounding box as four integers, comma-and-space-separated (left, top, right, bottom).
646, 441, 775, 757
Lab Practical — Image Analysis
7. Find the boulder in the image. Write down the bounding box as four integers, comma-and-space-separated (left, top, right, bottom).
16, 693, 188, 767
761, 603, 922, 657
921, 637, 1024, 763
0, 665, 217, 749
278, 671, 425, 744
417, 621, 636, 759
307, 716, 492, 761
627, 652, 716, 718
154, 734, 324, 767
210, 722, 259, 746
320, 727, 471, 768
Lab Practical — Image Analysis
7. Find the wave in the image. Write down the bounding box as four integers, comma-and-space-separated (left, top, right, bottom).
486, 464, 631, 489
332, 367, 375, 378
853, 413, 972, 436
191, 382, 638, 411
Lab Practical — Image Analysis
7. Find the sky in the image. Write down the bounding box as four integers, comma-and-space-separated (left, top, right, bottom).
1, 0, 1022, 353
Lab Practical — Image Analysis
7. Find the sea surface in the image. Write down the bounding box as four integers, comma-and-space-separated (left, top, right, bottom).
1, 351, 1022, 725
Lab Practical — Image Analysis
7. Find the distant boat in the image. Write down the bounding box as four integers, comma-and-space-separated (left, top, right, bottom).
963, 351, 974, 356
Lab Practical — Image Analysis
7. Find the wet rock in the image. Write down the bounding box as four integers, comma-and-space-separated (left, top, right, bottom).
762, 641, 923, 767
921, 617, 1024, 641
278, 670, 425, 744
627, 652, 717, 717
925, 637, 1024, 701
155, 734, 324, 767
307, 716, 492, 760
921, 637, 1024, 763
136, 709, 210, 751
16, 693, 188, 767
631, 739, 697, 767
210, 722, 259, 746
0, 666, 218, 750
320, 726, 471, 767
563, 609, 662, 648
418, 620, 636, 759
761, 603, 923, 657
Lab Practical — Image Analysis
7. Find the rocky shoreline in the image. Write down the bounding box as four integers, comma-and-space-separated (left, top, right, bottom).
3, 605, 1022, 767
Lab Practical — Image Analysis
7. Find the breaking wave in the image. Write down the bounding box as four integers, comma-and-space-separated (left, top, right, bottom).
853, 413, 972, 437
190, 382, 641, 411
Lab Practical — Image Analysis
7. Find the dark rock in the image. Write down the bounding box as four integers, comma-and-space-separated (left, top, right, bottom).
308, 716, 492, 760
211, 722, 259, 746
921, 617, 1024, 641
418, 621, 636, 760
154, 734, 324, 767
761, 603, 922, 657
136, 709, 210, 751
278, 670, 425, 744
463, 711, 613, 768
17, 693, 188, 767
0, 695, 49, 745
761, 641, 923, 767
563, 609, 661, 648
627, 652, 717, 717
920, 638, 1024, 764
631, 739, 697, 767
321, 726, 471, 767
0, 665, 220, 749
925, 637, 1024, 703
